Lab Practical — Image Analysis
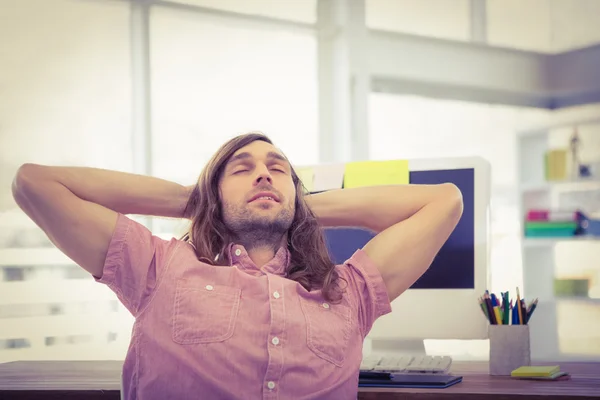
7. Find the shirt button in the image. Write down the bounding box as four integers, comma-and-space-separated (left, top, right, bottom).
271, 337, 279, 346
205, 285, 214, 291
267, 381, 276, 390
273, 291, 280, 299
234, 249, 242, 256
322, 302, 330, 309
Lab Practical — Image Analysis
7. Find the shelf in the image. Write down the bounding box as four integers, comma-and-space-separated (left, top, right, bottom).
0, 247, 75, 267
523, 236, 600, 247
555, 297, 600, 305
520, 178, 600, 193
540, 297, 600, 305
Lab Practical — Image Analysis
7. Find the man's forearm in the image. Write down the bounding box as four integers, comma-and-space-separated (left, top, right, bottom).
17, 164, 192, 218
305, 184, 462, 233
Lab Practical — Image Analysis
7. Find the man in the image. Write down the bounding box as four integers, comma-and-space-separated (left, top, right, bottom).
12, 132, 463, 399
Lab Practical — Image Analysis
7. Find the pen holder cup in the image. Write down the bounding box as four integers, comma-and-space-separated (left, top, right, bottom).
488, 325, 531, 376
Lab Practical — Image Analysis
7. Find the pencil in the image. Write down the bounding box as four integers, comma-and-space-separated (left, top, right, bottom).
493, 306, 503, 325
503, 292, 510, 325
516, 287, 523, 325
479, 297, 490, 322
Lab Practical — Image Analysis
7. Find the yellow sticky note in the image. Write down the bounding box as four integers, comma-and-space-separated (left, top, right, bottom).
343, 160, 409, 188
296, 167, 314, 192
511, 365, 560, 377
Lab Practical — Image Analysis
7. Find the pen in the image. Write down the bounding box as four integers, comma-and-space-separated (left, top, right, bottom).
479, 290, 539, 326
503, 292, 509, 325
516, 287, 523, 325
526, 298, 538, 324
479, 297, 490, 322
484, 293, 496, 324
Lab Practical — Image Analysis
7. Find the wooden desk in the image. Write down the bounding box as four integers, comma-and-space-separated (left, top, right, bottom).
358, 361, 600, 400
0, 360, 599, 399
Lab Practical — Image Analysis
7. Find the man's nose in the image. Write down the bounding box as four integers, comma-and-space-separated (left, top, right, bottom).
254, 165, 272, 185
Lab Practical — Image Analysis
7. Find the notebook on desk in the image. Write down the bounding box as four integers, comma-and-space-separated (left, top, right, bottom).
359, 372, 463, 389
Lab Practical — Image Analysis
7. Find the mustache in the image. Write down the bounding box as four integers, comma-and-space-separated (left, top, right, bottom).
248, 184, 283, 201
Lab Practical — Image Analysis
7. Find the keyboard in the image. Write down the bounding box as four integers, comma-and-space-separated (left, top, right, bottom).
360, 354, 453, 374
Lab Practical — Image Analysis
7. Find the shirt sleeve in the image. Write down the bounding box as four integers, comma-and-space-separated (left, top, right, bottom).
93, 213, 179, 317
337, 249, 392, 338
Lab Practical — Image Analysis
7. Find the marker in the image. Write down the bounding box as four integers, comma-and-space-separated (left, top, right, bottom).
526, 299, 538, 324
516, 287, 523, 325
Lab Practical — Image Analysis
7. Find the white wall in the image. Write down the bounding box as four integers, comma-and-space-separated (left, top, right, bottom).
140, 0, 600, 53
487, 0, 600, 53
366, 0, 470, 41
169, 0, 317, 23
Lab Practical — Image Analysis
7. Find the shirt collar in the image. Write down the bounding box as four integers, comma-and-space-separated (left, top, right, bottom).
226, 243, 291, 276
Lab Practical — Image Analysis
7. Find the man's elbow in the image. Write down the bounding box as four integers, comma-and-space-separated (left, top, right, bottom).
12, 163, 49, 206
441, 183, 464, 223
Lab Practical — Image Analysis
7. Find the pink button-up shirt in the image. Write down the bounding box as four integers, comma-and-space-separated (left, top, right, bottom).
94, 213, 392, 399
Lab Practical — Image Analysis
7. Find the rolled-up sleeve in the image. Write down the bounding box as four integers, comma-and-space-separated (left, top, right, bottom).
94, 213, 178, 317
337, 249, 392, 338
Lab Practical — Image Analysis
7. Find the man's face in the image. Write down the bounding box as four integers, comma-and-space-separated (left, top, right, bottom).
219, 140, 296, 240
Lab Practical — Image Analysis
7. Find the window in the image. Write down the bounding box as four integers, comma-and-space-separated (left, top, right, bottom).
150, 6, 319, 235
0, 0, 132, 363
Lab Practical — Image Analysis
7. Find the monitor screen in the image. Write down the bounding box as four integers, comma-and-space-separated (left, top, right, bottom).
320, 168, 475, 289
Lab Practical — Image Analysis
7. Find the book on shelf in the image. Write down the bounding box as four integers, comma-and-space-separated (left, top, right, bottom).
544, 149, 569, 181
524, 209, 581, 238
526, 209, 579, 222
524, 209, 600, 238
554, 278, 590, 297
524, 228, 577, 238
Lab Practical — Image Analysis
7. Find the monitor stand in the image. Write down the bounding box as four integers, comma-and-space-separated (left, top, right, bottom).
364, 337, 427, 357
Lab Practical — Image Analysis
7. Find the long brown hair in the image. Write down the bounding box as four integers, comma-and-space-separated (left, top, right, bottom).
181, 132, 345, 303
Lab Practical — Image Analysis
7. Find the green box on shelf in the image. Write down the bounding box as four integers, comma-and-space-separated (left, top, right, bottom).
554, 279, 589, 297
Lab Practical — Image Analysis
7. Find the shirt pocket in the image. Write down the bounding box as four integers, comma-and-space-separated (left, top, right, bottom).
299, 297, 352, 367
172, 280, 241, 345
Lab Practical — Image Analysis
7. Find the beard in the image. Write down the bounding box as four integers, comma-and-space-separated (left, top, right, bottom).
222, 199, 294, 252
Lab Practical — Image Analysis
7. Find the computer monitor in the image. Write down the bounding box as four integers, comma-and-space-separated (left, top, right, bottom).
304, 157, 491, 354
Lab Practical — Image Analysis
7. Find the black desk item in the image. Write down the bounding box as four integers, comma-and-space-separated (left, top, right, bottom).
359, 372, 463, 389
